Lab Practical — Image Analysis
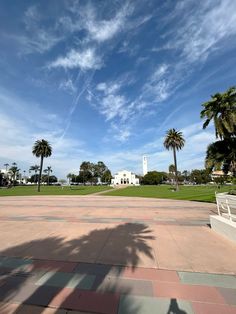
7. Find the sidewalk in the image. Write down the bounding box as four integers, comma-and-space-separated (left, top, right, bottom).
0, 256, 236, 313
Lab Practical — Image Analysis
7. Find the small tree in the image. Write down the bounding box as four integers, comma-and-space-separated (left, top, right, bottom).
44, 166, 52, 185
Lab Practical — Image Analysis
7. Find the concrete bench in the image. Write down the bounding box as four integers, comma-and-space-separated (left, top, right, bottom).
215, 192, 236, 222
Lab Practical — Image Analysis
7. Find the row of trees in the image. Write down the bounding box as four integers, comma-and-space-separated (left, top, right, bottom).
29, 165, 56, 185
67, 161, 112, 185
141, 168, 221, 185
1, 161, 56, 186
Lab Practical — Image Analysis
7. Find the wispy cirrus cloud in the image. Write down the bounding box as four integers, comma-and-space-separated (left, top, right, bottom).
174, 0, 236, 62
49, 48, 102, 71
59, 78, 76, 94
83, 3, 133, 42
146, 0, 236, 105
10, 5, 63, 54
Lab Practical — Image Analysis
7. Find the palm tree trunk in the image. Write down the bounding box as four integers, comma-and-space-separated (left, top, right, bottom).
48, 171, 50, 185
38, 156, 44, 192
173, 147, 179, 191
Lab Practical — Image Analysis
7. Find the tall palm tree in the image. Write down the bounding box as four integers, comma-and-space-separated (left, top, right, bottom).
164, 129, 185, 191
200, 86, 236, 139
30, 165, 40, 183
32, 139, 52, 192
44, 166, 52, 185
4, 163, 9, 172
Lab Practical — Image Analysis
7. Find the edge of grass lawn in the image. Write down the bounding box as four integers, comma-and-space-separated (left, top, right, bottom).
102, 185, 236, 203
0, 185, 112, 197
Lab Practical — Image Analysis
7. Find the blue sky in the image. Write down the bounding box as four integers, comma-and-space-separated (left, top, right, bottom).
0, 0, 236, 178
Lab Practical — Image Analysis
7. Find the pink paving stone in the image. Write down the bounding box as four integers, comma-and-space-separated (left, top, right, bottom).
122, 267, 180, 282
192, 302, 236, 314
15, 304, 67, 313
1, 195, 236, 274
33, 260, 77, 272
153, 281, 226, 304
50, 288, 119, 314
50, 287, 73, 308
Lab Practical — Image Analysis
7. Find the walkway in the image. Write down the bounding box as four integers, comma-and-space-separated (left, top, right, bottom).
0, 196, 235, 313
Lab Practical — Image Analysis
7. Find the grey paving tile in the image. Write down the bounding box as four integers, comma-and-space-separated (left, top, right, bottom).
74, 262, 123, 277
0, 257, 32, 270
118, 295, 194, 314
36, 271, 95, 289
96, 277, 154, 297
178, 271, 236, 288
218, 287, 236, 305
14, 284, 60, 306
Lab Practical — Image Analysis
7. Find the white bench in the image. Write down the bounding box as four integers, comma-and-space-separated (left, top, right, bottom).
215, 192, 236, 222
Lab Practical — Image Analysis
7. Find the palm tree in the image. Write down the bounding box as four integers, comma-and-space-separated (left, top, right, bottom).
200, 86, 236, 139
168, 164, 176, 185
164, 129, 185, 191
4, 163, 9, 172
206, 138, 236, 177
44, 166, 52, 185
30, 165, 40, 184
168, 164, 175, 174
32, 139, 52, 192
9, 166, 20, 185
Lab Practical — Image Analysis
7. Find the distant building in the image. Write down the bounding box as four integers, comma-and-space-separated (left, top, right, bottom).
111, 170, 140, 186
211, 170, 232, 178
143, 155, 148, 176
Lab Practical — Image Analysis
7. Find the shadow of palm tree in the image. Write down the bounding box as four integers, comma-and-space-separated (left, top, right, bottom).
0, 223, 154, 313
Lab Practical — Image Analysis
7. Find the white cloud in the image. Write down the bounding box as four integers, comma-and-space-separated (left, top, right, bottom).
0, 120, 86, 178
110, 123, 132, 142
142, 63, 173, 103
84, 5, 128, 42
7, 31, 62, 55
96, 82, 121, 95
151, 64, 169, 81
49, 48, 102, 70
59, 79, 77, 94
57, 2, 135, 43
10, 5, 63, 54
145, 0, 236, 107
100, 94, 127, 121
163, 0, 236, 63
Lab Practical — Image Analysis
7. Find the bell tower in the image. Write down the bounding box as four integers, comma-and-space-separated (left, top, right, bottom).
143, 155, 148, 176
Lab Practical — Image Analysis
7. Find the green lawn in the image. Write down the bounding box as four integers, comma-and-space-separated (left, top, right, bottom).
103, 184, 235, 203
0, 185, 112, 197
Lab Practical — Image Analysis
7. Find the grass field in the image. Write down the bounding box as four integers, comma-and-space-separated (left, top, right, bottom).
103, 184, 236, 203
0, 185, 112, 197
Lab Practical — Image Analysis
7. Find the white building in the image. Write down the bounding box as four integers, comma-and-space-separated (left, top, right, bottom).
111, 170, 140, 186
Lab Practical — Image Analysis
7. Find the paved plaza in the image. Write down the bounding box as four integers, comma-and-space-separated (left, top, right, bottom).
0, 195, 235, 313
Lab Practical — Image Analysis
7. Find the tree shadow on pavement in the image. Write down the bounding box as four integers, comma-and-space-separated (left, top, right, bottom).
0, 223, 154, 313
